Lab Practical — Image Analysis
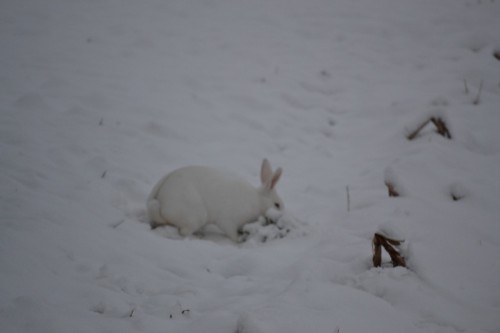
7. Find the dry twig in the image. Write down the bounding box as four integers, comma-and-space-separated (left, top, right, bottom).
430, 117, 452, 139
472, 80, 483, 105
384, 181, 400, 197
372, 233, 406, 268
406, 116, 451, 140
346, 186, 351, 212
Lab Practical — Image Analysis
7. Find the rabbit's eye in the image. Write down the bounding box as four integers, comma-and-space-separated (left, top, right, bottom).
274, 203, 281, 209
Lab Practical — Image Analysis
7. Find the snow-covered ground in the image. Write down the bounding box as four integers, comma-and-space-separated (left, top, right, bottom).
1, 0, 500, 332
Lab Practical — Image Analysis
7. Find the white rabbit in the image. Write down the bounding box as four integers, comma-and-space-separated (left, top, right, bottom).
147, 159, 284, 242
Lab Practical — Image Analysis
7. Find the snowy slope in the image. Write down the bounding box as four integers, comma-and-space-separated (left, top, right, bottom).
1, 0, 500, 332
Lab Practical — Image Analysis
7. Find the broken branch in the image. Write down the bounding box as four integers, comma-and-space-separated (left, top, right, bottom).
385, 181, 400, 197
406, 116, 451, 140
372, 233, 406, 268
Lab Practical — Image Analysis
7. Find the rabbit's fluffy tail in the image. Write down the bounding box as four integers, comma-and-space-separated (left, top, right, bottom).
147, 199, 164, 229
147, 174, 171, 228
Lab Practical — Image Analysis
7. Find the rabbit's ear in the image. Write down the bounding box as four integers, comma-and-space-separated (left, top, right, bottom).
261, 158, 273, 186
270, 167, 282, 190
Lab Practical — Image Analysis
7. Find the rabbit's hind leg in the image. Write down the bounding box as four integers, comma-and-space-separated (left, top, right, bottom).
163, 207, 207, 238
217, 221, 241, 243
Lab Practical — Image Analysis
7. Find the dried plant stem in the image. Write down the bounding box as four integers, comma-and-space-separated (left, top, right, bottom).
406, 117, 451, 140
406, 118, 431, 140
346, 186, 351, 212
430, 117, 452, 139
472, 80, 483, 105
385, 181, 400, 197
110, 219, 125, 229
372, 233, 406, 268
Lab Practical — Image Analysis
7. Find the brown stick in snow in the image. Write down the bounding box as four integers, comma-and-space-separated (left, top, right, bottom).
406, 117, 451, 140
384, 181, 400, 197
372, 233, 406, 268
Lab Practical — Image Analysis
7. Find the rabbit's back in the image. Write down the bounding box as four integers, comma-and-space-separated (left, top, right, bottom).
154, 166, 261, 229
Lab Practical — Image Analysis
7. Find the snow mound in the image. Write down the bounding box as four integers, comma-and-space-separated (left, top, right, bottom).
240, 210, 307, 244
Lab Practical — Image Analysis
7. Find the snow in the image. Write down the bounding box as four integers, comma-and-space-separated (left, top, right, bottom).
1, 0, 500, 332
